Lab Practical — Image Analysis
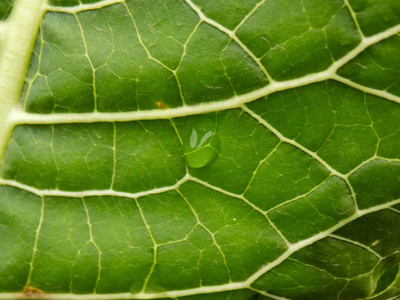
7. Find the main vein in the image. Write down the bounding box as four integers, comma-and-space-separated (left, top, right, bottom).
0, 0, 47, 160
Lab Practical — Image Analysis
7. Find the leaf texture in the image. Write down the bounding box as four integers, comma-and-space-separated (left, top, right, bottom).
0, 0, 399, 299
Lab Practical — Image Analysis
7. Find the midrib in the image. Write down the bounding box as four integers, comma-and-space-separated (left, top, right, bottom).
0, 0, 47, 160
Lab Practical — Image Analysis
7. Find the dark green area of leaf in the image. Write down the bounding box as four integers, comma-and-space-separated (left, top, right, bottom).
373, 265, 399, 295
348, 0, 400, 36
0, 0, 13, 20
49, 0, 104, 6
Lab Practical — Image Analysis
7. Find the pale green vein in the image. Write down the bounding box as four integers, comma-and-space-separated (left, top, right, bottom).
176, 189, 232, 283
389, 207, 400, 215
266, 176, 332, 213
343, 0, 365, 38
345, 155, 378, 177
7, 69, 330, 124
175, 20, 202, 73
242, 105, 361, 210
134, 199, 158, 294
122, 2, 174, 74
82, 198, 102, 293
24, 196, 45, 291
329, 234, 383, 259
332, 75, 400, 105
346, 157, 400, 179
220, 40, 238, 96
343, 176, 359, 211
337, 281, 350, 300
10, 22, 400, 125
241, 105, 345, 178
75, 14, 98, 112
187, 174, 267, 216
248, 287, 290, 300
329, 22, 400, 72
184, 0, 274, 82
187, 174, 291, 247
233, 0, 266, 34
371, 295, 400, 300
174, 20, 202, 105
50, 124, 60, 189
364, 93, 382, 155
0, 174, 189, 199
241, 141, 282, 196
287, 257, 338, 279
110, 122, 116, 190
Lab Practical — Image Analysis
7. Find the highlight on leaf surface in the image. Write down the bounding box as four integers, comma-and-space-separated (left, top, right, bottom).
0, 0, 399, 299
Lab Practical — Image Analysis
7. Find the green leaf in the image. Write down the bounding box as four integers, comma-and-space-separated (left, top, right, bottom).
0, 0, 399, 299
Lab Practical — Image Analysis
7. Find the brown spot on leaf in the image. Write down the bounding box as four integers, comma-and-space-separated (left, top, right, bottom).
156, 101, 168, 109
23, 287, 47, 299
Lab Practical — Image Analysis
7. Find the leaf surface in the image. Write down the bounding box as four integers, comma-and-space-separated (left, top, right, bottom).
0, 0, 400, 299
